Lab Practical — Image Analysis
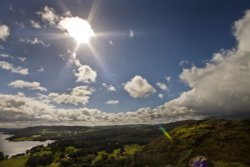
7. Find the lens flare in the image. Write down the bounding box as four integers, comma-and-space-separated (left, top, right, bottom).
159, 126, 173, 142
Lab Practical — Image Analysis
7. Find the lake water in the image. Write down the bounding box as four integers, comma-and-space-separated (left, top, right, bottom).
0, 132, 54, 157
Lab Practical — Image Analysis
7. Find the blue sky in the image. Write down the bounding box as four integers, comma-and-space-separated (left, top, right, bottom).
1, 0, 250, 126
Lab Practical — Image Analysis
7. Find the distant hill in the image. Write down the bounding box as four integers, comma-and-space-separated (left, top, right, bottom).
4, 120, 197, 142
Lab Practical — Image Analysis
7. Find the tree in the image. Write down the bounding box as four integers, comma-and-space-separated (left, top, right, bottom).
0, 152, 5, 161
26, 153, 54, 167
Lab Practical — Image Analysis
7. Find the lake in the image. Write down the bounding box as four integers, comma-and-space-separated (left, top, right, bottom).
0, 132, 54, 157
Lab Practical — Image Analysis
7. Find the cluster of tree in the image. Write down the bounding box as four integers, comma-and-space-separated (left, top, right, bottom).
26, 153, 54, 167
57, 142, 127, 166
0, 152, 9, 160
0, 152, 4, 161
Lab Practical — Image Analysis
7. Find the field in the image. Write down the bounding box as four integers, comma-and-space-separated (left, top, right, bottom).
0, 155, 28, 167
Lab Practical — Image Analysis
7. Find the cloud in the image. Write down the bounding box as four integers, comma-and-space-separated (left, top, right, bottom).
158, 94, 164, 99
106, 100, 119, 105
17, 92, 25, 97
37, 67, 45, 72
17, 57, 27, 62
0, 91, 197, 125
234, 10, 250, 52
74, 61, 97, 83
0, 53, 13, 59
0, 91, 138, 125
165, 76, 171, 82
129, 29, 134, 38
156, 82, 168, 91
0, 61, 29, 75
0, 93, 105, 123
9, 5, 14, 12
109, 40, 114, 46
0, 24, 10, 41
14, 22, 25, 29
30, 20, 42, 29
47, 86, 94, 106
175, 50, 250, 116
179, 60, 190, 67
156, 10, 250, 118
0, 54, 26, 63
20, 37, 50, 47
102, 83, 116, 92
9, 80, 47, 92
0, 93, 57, 122
124, 75, 156, 98
36, 6, 59, 26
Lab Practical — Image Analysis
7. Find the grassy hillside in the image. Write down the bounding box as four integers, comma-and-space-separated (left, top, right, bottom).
132, 119, 250, 167
0, 155, 28, 167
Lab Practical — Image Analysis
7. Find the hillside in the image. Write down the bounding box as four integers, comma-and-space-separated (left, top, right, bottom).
0, 119, 249, 167
129, 119, 250, 167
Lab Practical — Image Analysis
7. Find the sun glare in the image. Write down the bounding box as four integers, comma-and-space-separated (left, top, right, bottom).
59, 17, 95, 44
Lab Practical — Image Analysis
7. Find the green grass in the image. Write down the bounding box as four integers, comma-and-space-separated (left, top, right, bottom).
213, 161, 248, 167
65, 146, 79, 155
46, 162, 60, 167
124, 144, 143, 155
136, 120, 250, 166
0, 145, 61, 167
53, 151, 62, 162
0, 144, 143, 167
12, 134, 42, 141
32, 150, 52, 157
31, 146, 52, 157
93, 150, 106, 163
12, 137, 33, 141
0, 155, 28, 167
92, 144, 143, 164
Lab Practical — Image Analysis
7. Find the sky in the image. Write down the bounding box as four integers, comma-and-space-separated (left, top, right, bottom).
1, 0, 250, 127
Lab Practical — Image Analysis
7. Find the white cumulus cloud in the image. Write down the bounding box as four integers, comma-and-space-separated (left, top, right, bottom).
156, 82, 168, 91
9, 80, 47, 92
37, 67, 45, 72
47, 86, 94, 106
36, 6, 59, 26
106, 100, 119, 105
102, 83, 116, 92
30, 20, 42, 29
0, 53, 13, 59
158, 10, 250, 118
0, 24, 10, 41
234, 10, 250, 52
17, 57, 27, 62
74, 61, 97, 83
124, 75, 156, 98
0, 61, 28, 75
20, 37, 50, 47
158, 94, 164, 99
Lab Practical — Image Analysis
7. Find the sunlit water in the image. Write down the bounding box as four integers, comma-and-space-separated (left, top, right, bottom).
0, 132, 54, 157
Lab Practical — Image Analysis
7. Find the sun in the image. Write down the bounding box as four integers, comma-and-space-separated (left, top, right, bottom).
59, 17, 95, 44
